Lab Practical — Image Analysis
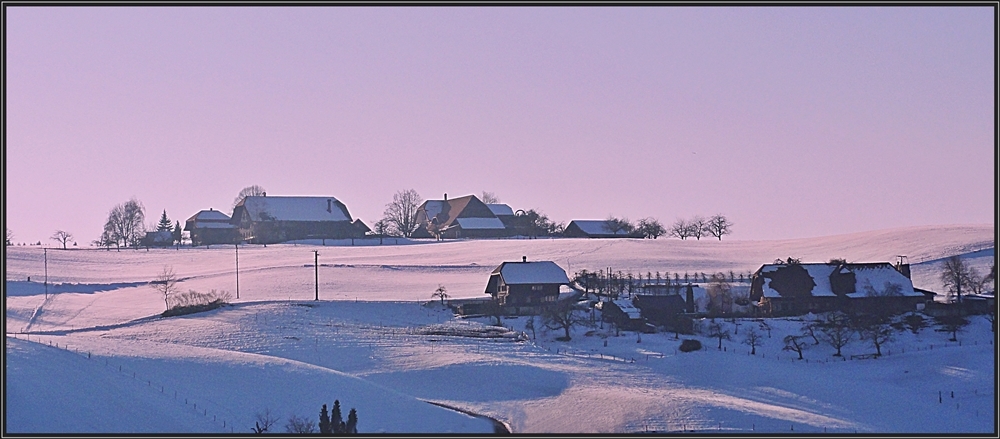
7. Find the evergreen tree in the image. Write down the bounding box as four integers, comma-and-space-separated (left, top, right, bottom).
156, 210, 172, 232
173, 221, 182, 244
319, 404, 331, 434
345, 408, 358, 434
331, 400, 343, 434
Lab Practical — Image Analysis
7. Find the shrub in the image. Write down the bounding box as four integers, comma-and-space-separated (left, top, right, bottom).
679, 339, 702, 352
162, 289, 232, 317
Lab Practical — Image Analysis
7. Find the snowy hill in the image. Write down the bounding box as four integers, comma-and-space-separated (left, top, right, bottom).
4, 224, 996, 433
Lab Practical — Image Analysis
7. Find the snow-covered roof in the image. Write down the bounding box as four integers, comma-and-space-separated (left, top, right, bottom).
497, 261, 570, 285
422, 200, 445, 222
612, 298, 642, 319
758, 263, 920, 299
237, 196, 352, 222
455, 217, 506, 230
487, 204, 514, 216
195, 210, 230, 221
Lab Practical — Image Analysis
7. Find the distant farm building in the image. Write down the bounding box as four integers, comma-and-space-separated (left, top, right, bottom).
749, 261, 924, 316
231, 195, 367, 244
484, 257, 571, 315
184, 209, 238, 246
412, 194, 508, 239
140, 230, 174, 248
563, 220, 642, 238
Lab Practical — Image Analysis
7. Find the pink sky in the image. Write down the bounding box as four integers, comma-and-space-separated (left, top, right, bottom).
4, 6, 995, 244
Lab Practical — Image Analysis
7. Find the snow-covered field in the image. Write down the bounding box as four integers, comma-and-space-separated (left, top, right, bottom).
4, 224, 996, 433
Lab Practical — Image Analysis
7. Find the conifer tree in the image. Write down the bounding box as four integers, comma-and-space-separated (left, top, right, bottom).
345, 408, 358, 434
156, 210, 172, 232
331, 400, 343, 434
173, 221, 182, 245
319, 404, 331, 434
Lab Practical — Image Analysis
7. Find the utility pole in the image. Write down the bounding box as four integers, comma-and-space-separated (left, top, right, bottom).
313, 250, 319, 301
44, 247, 48, 300
235, 244, 239, 300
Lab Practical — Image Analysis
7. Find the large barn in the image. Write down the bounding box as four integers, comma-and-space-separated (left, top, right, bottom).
231, 195, 367, 244
749, 261, 925, 316
484, 257, 571, 315
412, 194, 508, 239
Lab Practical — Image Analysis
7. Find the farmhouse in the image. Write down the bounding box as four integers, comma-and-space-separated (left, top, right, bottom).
184, 209, 238, 246
484, 257, 570, 315
563, 220, 642, 238
231, 195, 367, 244
487, 203, 516, 229
412, 194, 507, 239
749, 261, 924, 316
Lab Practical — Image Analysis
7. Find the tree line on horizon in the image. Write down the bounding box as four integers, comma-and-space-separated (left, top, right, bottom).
8, 185, 736, 249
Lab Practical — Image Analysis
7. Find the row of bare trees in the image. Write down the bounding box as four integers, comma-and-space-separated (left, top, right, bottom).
668, 215, 733, 240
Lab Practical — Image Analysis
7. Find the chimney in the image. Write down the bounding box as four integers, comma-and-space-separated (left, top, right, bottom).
895, 255, 911, 279
327, 199, 333, 213
444, 193, 448, 201
522, 256, 527, 263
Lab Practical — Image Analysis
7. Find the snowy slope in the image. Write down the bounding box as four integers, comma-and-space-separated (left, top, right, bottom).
4, 224, 995, 434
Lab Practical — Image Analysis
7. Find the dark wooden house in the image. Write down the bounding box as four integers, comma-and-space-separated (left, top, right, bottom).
484, 257, 570, 315
231, 195, 366, 244
750, 261, 924, 316
563, 220, 643, 238
184, 208, 238, 246
412, 194, 508, 239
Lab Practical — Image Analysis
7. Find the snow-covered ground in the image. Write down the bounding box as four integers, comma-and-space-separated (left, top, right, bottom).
4, 224, 996, 433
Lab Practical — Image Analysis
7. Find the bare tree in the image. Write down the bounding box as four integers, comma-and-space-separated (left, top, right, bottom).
50, 230, 74, 249
151, 266, 180, 310
431, 284, 449, 306
783, 334, 808, 359
940, 255, 974, 304
105, 198, 146, 248
854, 314, 896, 357
636, 217, 666, 239
525, 315, 536, 340
706, 321, 731, 350
542, 299, 592, 341
605, 216, 635, 235
372, 219, 390, 244
481, 191, 501, 204
689, 216, 708, 240
935, 315, 969, 342
383, 189, 422, 238
284, 414, 316, 434
668, 219, 692, 240
743, 326, 763, 355
705, 214, 733, 240
252, 408, 279, 433
5, 227, 12, 246
232, 185, 267, 211
705, 274, 734, 316
801, 320, 822, 345
819, 312, 854, 356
